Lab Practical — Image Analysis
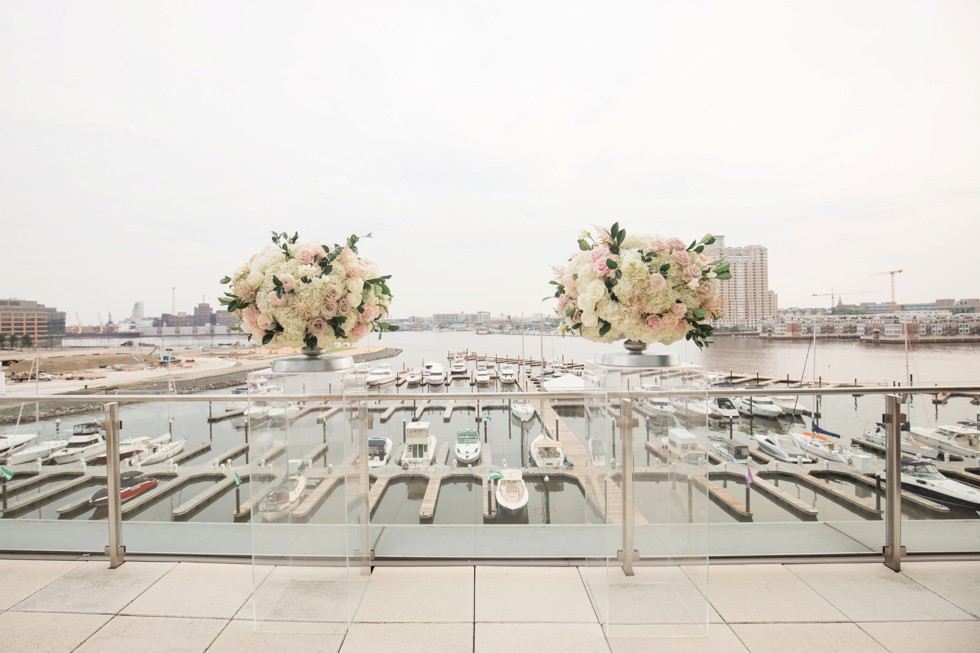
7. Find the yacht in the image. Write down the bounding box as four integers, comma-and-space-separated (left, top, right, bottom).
528, 434, 565, 468
5, 435, 66, 466
754, 433, 813, 463
908, 424, 980, 459
454, 429, 482, 465
474, 363, 492, 386
877, 459, 980, 511
258, 460, 307, 521
771, 396, 809, 417
450, 358, 468, 376
401, 421, 437, 466
670, 397, 713, 421
0, 432, 38, 459
367, 436, 393, 468
511, 400, 535, 423
862, 423, 939, 459
708, 397, 740, 419
405, 369, 423, 386
734, 396, 783, 419
709, 438, 751, 464
426, 363, 446, 387
136, 433, 185, 466
498, 364, 517, 385
365, 364, 397, 387
494, 468, 529, 513
644, 397, 677, 416
50, 422, 105, 465
789, 428, 853, 464
266, 401, 302, 422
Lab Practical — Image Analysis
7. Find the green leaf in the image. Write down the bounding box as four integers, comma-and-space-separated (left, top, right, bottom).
219, 276, 231, 284
578, 239, 590, 251
660, 263, 671, 275
599, 321, 611, 337
688, 239, 697, 250
606, 259, 617, 270
261, 332, 274, 345
703, 234, 716, 245
691, 307, 706, 319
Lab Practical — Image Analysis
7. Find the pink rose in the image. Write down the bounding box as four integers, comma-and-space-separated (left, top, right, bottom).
324, 284, 342, 300
242, 305, 259, 328
361, 305, 381, 322
296, 246, 326, 264
671, 303, 687, 317
593, 258, 613, 277
667, 237, 686, 251
350, 323, 367, 340
649, 274, 667, 293
673, 250, 691, 267
238, 285, 257, 303
256, 313, 276, 331
675, 321, 688, 334
267, 291, 286, 307
646, 316, 662, 330
697, 281, 714, 297
337, 298, 351, 314
307, 317, 329, 337
277, 273, 296, 293
647, 237, 668, 253
684, 264, 701, 281
662, 314, 679, 330
320, 300, 338, 318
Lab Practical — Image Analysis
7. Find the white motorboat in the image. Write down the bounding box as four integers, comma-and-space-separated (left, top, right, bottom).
137, 434, 185, 465
771, 396, 809, 417
644, 397, 677, 416
754, 433, 813, 463
528, 433, 565, 468
588, 437, 607, 466
494, 468, 529, 513
877, 459, 980, 511
5, 436, 66, 465
862, 423, 939, 459
366, 364, 397, 387
0, 432, 38, 458
401, 421, 437, 466
405, 369, 423, 386
450, 358, 468, 376
511, 400, 535, 423
50, 422, 105, 465
734, 397, 783, 419
789, 428, 853, 464
498, 364, 517, 385
474, 363, 492, 385
266, 401, 302, 422
909, 424, 980, 459
670, 397, 713, 420
426, 363, 446, 386
708, 397, 740, 419
367, 436, 393, 468
709, 438, 751, 463
87, 436, 152, 466
454, 429, 482, 465
258, 460, 307, 521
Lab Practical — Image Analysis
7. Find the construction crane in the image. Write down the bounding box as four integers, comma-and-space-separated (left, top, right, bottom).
870, 269, 904, 312
811, 289, 878, 313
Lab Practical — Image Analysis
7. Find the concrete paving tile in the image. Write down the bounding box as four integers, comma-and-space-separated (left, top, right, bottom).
74, 615, 226, 653
14, 561, 176, 614
580, 565, 721, 627
731, 623, 888, 653
123, 562, 268, 619
0, 559, 82, 611
789, 562, 973, 622
608, 624, 749, 653
703, 564, 844, 623
859, 621, 980, 653
355, 566, 473, 623
476, 566, 597, 623
206, 619, 344, 653
237, 566, 363, 628
901, 561, 980, 618
476, 623, 609, 653
0, 611, 110, 653
341, 622, 473, 653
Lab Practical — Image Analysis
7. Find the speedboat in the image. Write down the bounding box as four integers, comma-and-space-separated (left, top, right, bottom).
474, 364, 491, 385
588, 437, 606, 466
708, 397, 740, 419
511, 400, 535, 423
528, 433, 565, 468
495, 468, 529, 513
877, 459, 980, 511
908, 424, 980, 459
863, 423, 939, 459
454, 429, 482, 465
366, 364, 397, 387
709, 438, 751, 463
450, 358, 468, 376
734, 397, 783, 419
401, 421, 437, 466
405, 369, 423, 386
670, 397, 713, 420
0, 432, 38, 459
5, 436, 67, 466
136, 434, 185, 465
367, 436, 393, 468
426, 363, 446, 387
644, 397, 677, 416
789, 428, 853, 464
89, 471, 159, 506
498, 364, 517, 385
258, 461, 307, 521
754, 433, 813, 463
50, 422, 105, 465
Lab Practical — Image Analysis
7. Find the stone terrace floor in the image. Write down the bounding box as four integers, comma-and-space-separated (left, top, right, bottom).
1, 558, 978, 652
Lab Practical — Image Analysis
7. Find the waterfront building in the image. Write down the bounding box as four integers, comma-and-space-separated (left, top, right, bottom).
704, 236, 778, 330
761, 312, 980, 343
0, 298, 66, 347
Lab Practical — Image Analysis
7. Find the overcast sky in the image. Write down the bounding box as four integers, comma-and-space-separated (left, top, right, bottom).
2, 1, 978, 324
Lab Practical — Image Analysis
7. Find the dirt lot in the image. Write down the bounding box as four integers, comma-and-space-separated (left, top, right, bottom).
7, 353, 159, 375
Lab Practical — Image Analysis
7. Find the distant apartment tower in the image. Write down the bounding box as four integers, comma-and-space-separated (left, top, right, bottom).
0, 298, 67, 347
130, 301, 145, 321
704, 236, 778, 329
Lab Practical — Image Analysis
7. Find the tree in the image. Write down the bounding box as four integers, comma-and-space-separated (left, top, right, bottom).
21, 334, 34, 349
0, 332, 7, 349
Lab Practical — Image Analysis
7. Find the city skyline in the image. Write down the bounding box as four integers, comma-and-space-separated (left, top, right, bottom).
2, 2, 979, 324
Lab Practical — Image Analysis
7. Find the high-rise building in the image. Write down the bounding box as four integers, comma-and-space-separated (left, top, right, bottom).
704, 237, 778, 330
130, 301, 145, 321
193, 302, 213, 326
0, 298, 67, 347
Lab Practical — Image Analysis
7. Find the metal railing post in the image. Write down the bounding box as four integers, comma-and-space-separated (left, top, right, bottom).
102, 402, 125, 568
618, 398, 638, 575
355, 399, 372, 562
883, 394, 906, 572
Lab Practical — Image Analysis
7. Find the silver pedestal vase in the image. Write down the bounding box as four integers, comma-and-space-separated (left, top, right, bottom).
594, 339, 679, 368
272, 347, 354, 373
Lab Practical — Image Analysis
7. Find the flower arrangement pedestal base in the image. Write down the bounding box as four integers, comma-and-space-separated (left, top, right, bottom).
594, 340, 679, 368
272, 352, 354, 374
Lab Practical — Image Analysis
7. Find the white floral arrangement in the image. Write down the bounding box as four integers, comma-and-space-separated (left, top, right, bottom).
220, 231, 396, 349
551, 222, 730, 349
